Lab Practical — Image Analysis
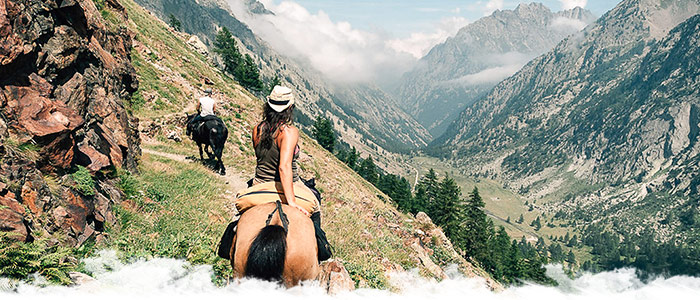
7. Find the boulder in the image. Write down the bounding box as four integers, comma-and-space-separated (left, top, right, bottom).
415, 211, 433, 226
0, 191, 31, 242
167, 130, 182, 142
410, 240, 448, 280
187, 35, 208, 55
0, 117, 7, 139
68, 271, 95, 285
318, 259, 355, 294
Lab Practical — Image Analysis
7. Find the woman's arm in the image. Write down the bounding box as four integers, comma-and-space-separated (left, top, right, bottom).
277, 126, 308, 216
251, 124, 259, 147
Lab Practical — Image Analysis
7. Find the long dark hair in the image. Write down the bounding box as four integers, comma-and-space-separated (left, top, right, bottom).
259, 103, 295, 149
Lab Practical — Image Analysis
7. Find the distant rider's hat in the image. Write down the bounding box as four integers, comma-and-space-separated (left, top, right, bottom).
267, 85, 295, 112
204, 88, 213, 95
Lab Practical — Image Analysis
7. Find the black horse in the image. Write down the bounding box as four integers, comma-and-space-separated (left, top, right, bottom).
186, 114, 228, 175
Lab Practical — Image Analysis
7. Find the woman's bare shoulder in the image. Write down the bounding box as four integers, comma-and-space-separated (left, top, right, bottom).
280, 124, 299, 136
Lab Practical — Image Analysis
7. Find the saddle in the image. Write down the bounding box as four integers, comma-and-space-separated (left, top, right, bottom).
192, 115, 220, 131
234, 181, 318, 214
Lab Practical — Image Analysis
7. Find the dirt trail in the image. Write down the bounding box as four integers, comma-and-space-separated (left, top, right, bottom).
142, 148, 249, 201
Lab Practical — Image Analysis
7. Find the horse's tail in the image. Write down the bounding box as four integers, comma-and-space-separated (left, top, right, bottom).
209, 126, 225, 152
245, 224, 287, 282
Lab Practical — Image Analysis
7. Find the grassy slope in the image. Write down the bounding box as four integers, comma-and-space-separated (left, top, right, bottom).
105, 0, 493, 289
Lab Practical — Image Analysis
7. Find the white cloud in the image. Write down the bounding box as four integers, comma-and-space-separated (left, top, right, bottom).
559, 0, 588, 10
484, 0, 504, 15
226, 1, 471, 83
227, 0, 420, 84
444, 52, 533, 86
550, 16, 588, 32
450, 65, 523, 86
386, 16, 470, 59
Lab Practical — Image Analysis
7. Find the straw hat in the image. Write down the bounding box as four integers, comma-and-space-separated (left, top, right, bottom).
267, 85, 295, 112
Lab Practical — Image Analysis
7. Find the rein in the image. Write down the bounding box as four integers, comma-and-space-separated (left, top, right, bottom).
265, 201, 290, 233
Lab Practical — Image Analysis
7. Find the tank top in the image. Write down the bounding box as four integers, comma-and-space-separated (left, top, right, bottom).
254, 124, 300, 183
199, 96, 215, 117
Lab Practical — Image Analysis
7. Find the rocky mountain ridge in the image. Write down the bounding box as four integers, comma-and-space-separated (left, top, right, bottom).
434, 0, 700, 242
396, 2, 595, 136
1, 0, 140, 245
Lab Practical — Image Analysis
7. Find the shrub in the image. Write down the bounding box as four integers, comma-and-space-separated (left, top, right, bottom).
0, 233, 76, 285
71, 166, 96, 196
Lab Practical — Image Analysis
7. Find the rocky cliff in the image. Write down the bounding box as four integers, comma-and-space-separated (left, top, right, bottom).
396, 3, 594, 136
0, 0, 139, 245
434, 0, 700, 242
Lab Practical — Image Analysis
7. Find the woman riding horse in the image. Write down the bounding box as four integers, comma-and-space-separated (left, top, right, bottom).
223, 86, 331, 285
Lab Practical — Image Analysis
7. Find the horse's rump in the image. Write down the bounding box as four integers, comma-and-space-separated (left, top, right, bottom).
187, 114, 227, 174
233, 202, 319, 286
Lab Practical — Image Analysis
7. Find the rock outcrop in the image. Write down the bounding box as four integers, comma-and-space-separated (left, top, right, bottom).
0, 0, 139, 245
318, 259, 355, 294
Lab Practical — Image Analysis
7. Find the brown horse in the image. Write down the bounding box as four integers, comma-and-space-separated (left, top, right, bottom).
230, 201, 319, 286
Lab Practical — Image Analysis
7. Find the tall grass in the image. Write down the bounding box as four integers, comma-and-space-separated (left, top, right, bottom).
110, 155, 232, 284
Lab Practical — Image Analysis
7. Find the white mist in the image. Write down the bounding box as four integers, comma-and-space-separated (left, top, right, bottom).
2, 250, 700, 300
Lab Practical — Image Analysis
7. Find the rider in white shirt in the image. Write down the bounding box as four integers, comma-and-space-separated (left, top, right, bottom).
189, 88, 216, 130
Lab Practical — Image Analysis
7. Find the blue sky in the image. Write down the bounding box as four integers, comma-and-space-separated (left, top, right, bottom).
292, 0, 619, 37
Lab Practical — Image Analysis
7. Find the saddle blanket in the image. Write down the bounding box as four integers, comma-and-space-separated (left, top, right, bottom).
235, 181, 319, 214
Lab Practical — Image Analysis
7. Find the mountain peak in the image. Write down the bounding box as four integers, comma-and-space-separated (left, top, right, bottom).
557, 6, 596, 23
397, 2, 596, 137
599, 0, 700, 39
514, 2, 549, 14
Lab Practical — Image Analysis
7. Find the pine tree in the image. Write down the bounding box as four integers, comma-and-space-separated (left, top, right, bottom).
346, 147, 358, 170
412, 169, 439, 214
487, 226, 513, 281
530, 216, 542, 231
235, 54, 263, 92
213, 27, 242, 75
505, 240, 523, 282
548, 243, 563, 262
357, 156, 378, 184
312, 116, 335, 152
377, 174, 412, 212
461, 187, 490, 261
432, 175, 462, 230
566, 250, 576, 265
567, 234, 578, 247
168, 14, 182, 31
265, 75, 281, 95
517, 214, 524, 224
